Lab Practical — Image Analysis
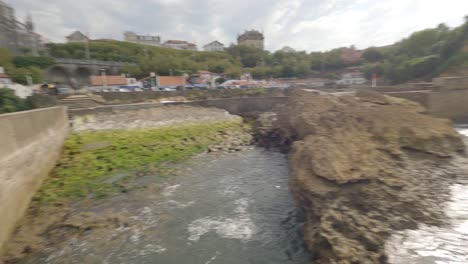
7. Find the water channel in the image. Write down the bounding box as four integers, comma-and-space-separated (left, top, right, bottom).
27, 147, 309, 264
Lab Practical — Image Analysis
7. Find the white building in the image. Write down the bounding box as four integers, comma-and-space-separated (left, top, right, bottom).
203, 41, 224, 52
124, 31, 161, 46
0, 67, 12, 85
162, 40, 197, 50
336, 72, 367, 86
66, 30, 89, 43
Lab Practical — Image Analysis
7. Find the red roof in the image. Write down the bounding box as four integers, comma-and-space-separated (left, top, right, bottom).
92, 39, 116, 42
158, 76, 186, 86
0, 73, 10, 78
90, 75, 127, 86
341, 47, 362, 64
164, 40, 196, 46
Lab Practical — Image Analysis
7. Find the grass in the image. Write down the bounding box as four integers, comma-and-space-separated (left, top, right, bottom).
35, 120, 248, 203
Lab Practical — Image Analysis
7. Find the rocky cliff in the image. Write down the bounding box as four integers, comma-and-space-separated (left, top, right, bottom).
267, 90, 465, 263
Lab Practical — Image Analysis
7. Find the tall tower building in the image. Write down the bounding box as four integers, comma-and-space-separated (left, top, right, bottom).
237, 30, 264, 50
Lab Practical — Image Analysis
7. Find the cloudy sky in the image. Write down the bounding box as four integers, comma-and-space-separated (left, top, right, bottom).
9, 0, 468, 52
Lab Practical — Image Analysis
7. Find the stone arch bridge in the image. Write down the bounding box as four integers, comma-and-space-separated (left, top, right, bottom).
45, 58, 134, 88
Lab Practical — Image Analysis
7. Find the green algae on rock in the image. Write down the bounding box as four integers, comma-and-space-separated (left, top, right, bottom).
36, 120, 250, 203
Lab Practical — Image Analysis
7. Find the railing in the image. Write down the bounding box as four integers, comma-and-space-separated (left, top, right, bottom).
54, 58, 134, 66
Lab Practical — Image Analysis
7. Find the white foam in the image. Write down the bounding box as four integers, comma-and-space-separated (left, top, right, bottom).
167, 200, 195, 208
386, 184, 468, 263
187, 198, 256, 242
162, 184, 181, 197
456, 129, 468, 137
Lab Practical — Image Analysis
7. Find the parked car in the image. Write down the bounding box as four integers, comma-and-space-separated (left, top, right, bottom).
57, 85, 73, 95
159, 87, 176, 91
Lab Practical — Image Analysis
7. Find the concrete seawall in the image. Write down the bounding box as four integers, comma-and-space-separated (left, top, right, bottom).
0, 107, 69, 252
69, 97, 289, 116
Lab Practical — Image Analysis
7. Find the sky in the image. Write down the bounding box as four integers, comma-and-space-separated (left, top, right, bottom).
8, 0, 468, 52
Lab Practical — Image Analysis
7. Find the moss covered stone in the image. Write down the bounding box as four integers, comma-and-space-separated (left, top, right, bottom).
36, 120, 249, 203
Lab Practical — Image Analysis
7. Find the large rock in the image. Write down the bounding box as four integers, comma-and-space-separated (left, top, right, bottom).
272, 90, 465, 263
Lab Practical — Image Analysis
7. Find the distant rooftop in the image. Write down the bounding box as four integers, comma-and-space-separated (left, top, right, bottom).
164, 40, 196, 46
238, 30, 264, 40
90, 75, 126, 86
203, 41, 224, 47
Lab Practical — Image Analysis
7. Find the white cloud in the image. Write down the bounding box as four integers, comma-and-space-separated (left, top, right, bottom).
7, 0, 468, 52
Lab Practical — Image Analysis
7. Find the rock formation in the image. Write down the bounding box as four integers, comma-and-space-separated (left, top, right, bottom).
268, 90, 465, 263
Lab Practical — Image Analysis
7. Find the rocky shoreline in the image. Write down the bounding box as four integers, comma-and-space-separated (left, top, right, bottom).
3, 95, 468, 263
258, 89, 467, 263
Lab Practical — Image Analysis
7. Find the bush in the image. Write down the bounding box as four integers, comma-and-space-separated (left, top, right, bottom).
0, 88, 31, 114
13, 56, 55, 69
8, 66, 43, 85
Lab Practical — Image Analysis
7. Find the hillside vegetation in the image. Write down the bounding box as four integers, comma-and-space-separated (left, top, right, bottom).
0, 48, 52, 84
5, 15, 466, 84
362, 17, 468, 83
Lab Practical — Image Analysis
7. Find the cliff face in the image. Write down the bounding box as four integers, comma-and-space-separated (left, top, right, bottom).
272, 90, 465, 263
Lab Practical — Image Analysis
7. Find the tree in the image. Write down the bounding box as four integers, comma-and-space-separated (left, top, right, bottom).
122, 64, 144, 78
0, 48, 14, 69
362, 47, 384, 62
0, 88, 31, 114
13, 56, 55, 69
8, 67, 43, 85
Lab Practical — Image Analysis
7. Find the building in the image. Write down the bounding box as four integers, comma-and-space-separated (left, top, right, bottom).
157, 76, 186, 87
66, 30, 89, 43
340, 47, 362, 64
203, 41, 224, 52
90, 75, 127, 87
280, 46, 296, 53
0, 67, 11, 85
0, 1, 44, 55
336, 72, 367, 86
237, 30, 264, 50
162, 40, 197, 50
124, 31, 161, 46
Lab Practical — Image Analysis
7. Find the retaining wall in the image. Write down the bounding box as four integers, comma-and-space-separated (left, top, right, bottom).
93, 88, 286, 103
0, 107, 69, 252
386, 89, 468, 122
69, 97, 289, 116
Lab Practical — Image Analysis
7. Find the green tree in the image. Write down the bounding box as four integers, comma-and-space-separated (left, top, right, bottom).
13, 56, 55, 69
0, 88, 31, 113
8, 67, 43, 84
122, 64, 144, 78
362, 47, 384, 62
0, 48, 14, 69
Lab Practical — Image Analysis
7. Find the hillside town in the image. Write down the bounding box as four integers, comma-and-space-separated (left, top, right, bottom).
0, 0, 377, 96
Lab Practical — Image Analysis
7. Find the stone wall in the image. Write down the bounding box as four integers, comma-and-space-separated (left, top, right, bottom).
93, 88, 285, 103
428, 89, 468, 122
69, 97, 289, 117
0, 107, 69, 253
186, 97, 288, 115
433, 76, 468, 91
384, 77, 468, 122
